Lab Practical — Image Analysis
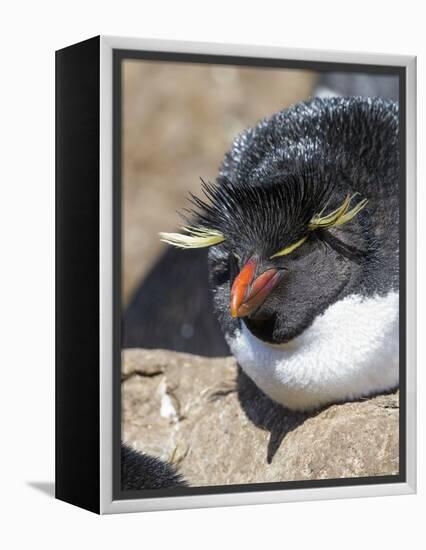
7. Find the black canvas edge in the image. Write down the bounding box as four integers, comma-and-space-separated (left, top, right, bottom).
111, 49, 407, 501
55, 35, 101, 514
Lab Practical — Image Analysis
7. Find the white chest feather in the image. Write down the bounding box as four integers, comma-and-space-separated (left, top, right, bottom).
227, 292, 399, 411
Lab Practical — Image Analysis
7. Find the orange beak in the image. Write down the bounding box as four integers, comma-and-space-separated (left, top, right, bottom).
230, 258, 282, 318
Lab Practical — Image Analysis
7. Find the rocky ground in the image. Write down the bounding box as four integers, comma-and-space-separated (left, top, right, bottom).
122, 348, 399, 487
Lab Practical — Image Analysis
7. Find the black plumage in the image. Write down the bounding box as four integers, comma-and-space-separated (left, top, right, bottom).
123, 247, 228, 356
121, 443, 187, 490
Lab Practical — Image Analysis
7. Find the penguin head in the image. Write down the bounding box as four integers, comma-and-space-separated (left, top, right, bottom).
160, 165, 369, 345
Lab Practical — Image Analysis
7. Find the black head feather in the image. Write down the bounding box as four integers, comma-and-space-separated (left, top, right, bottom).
185, 169, 338, 260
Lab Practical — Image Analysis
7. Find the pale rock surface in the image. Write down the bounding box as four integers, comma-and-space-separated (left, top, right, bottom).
122, 348, 399, 486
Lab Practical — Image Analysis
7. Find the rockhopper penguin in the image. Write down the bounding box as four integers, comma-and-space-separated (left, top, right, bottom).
160, 96, 399, 412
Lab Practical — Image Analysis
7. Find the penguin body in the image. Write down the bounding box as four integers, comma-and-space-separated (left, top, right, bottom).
210, 97, 399, 410
121, 443, 187, 490
123, 247, 228, 356
162, 96, 400, 412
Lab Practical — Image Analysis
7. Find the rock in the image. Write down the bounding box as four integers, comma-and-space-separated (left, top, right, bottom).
122, 348, 399, 486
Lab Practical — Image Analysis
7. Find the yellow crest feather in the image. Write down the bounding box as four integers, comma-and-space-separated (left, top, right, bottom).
270, 193, 368, 259
309, 194, 368, 230
270, 236, 308, 259
161, 194, 367, 255
159, 226, 225, 249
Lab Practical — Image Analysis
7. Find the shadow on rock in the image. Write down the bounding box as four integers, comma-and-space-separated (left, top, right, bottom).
236, 367, 318, 464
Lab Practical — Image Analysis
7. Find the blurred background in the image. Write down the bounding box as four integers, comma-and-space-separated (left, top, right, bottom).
122, 61, 318, 305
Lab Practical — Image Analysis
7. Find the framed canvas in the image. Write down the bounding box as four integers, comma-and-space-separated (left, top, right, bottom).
55, 35, 417, 514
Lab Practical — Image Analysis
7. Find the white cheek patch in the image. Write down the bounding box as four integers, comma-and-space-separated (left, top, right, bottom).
227, 292, 399, 411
